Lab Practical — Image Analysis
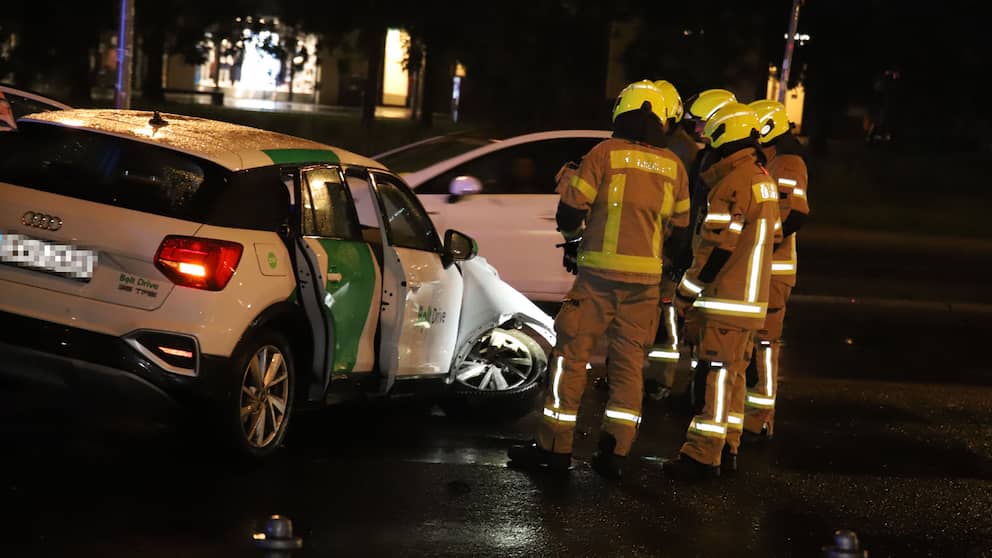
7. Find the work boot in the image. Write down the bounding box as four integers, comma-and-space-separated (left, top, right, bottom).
590, 433, 625, 480
507, 440, 571, 473
721, 445, 738, 475
661, 453, 720, 482
643, 378, 672, 402
742, 424, 774, 445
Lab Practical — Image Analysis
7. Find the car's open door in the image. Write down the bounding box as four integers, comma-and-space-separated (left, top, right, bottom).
346, 168, 463, 393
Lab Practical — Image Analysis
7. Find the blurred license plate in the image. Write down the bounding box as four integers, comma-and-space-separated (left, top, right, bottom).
0, 232, 97, 281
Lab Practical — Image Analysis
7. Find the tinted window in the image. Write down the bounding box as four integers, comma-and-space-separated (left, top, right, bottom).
0, 122, 283, 230
375, 135, 491, 173
418, 137, 602, 195
372, 172, 441, 252
6, 94, 65, 119
302, 167, 359, 239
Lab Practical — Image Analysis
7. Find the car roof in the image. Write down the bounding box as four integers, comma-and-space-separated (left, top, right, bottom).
19, 109, 387, 172
0, 84, 73, 111
400, 129, 611, 186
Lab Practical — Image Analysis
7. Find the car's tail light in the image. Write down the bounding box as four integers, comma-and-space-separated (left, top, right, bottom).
155, 235, 243, 291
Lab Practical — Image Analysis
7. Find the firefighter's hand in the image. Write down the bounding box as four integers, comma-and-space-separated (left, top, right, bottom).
556, 238, 581, 275
674, 292, 695, 317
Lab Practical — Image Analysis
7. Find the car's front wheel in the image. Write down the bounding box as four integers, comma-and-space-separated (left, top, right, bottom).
225, 329, 295, 458
444, 326, 549, 421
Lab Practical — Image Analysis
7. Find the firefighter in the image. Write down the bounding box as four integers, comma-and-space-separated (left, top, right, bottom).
507, 80, 691, 479
642, 80, 698, 401
661, 102, 782, 481
646, 89, 739, 405
740, 99, 810, 441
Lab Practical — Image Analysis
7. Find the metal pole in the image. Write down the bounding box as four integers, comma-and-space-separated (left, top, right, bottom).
114, 0, 135, 109
778, 0, 802, 102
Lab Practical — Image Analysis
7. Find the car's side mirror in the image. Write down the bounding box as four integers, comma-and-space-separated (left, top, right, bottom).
443, 229, 478, 266
447, 175, 483, 203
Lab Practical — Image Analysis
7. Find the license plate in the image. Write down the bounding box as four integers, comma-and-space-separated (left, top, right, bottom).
0, 231, 97, 281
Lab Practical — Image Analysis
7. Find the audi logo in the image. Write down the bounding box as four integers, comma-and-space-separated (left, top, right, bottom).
21, 211, 63, 231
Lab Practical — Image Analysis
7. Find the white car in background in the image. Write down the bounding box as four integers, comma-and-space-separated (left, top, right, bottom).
0, 84, 71, 120
375, 130, 612, 303
0, 110, 555, 457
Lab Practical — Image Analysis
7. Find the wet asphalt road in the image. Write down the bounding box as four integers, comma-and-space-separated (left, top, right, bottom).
1, 295, 991, 558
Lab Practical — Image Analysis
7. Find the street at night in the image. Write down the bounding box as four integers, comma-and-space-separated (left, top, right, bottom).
2, 240, 991, 557
3, 1, 991, 556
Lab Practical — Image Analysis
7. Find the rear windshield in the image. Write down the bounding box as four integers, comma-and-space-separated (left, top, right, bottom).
0, 122, 235, 223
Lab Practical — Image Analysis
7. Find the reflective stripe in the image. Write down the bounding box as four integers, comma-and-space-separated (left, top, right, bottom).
609, 150, 678, 178
729, 222, 743, 233
771, 262, 795, 272
727, 413, 744, 431
552, 355, 564, 409
578, 250, 661, 274
772, 237, 798, 275
746, 393, 776, 408
603, 174, 626, 254
689, 419, 727, 438
648, 349, 680, 362
764, 345, 774, 396
543, 407, 578, 422
560, 227, 583, 241
704, 213, 732, 224
674, 198, 691, 214
691, 359, 699, 369
605, 408, 642, 425
778, 178, 798, 187
667, 305, 679, 346
680, 277, 704, 295
652, 182, 674, 259
570, 175, 597, 201
774, 220, 781, 231
714, 367, 727, 422
746, 218, 767, 302
693, 298, 767, 316
792, 187, 806, 197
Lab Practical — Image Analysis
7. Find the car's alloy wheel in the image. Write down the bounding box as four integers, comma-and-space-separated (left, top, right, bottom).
239, 344, 290, 449
454, 328, 539, 392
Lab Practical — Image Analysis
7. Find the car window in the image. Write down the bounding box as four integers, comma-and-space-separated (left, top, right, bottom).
6, 94, 65, 119
371, 172, 441, 252
375, 136, 491, 173
302, 167, 359, 240
343, 167, 380, 228
0, 122, 231, 223
417, 137, 602, 195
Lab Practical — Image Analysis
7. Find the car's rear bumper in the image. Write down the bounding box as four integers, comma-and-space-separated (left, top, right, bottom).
0, 310, 232, 410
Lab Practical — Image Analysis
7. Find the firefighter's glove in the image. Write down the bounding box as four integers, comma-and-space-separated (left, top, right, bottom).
555, 237, 581, 275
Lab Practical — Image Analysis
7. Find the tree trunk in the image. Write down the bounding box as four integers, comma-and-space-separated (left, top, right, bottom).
142, 26, 165, 103
419, 24, 444, 129
361, 25, 386, 128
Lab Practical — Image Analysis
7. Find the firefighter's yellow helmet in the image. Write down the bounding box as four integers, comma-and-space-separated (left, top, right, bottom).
685, 89, 737, 122
612, 80, 668, 123
702, 102, 760, 148
653, 80, 684, 123
748, 100, 791, 144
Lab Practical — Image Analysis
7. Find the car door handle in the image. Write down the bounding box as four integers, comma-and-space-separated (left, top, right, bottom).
327, 272, 343, 282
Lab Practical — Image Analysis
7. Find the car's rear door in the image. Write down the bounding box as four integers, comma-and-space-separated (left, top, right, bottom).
414, 137, 602, 301
299, 166, 380, 376
0, 123, 216, 316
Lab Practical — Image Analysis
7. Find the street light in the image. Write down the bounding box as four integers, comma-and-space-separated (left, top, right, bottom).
778, 0, 803, 103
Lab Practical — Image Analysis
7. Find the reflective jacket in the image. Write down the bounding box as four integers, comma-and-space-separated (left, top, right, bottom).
683, 149, 782, 329
763, 145, 810, 287
559, 138, 690, 284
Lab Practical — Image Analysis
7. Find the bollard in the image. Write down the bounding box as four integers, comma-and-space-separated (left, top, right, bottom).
252, 514, 304, 557
822, 529, 868, 558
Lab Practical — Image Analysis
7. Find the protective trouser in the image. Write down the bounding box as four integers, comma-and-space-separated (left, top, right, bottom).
645, 276, 688, 395
538, 272, 659, 457
679, 323, 753, 466
743, 281, 793, 436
